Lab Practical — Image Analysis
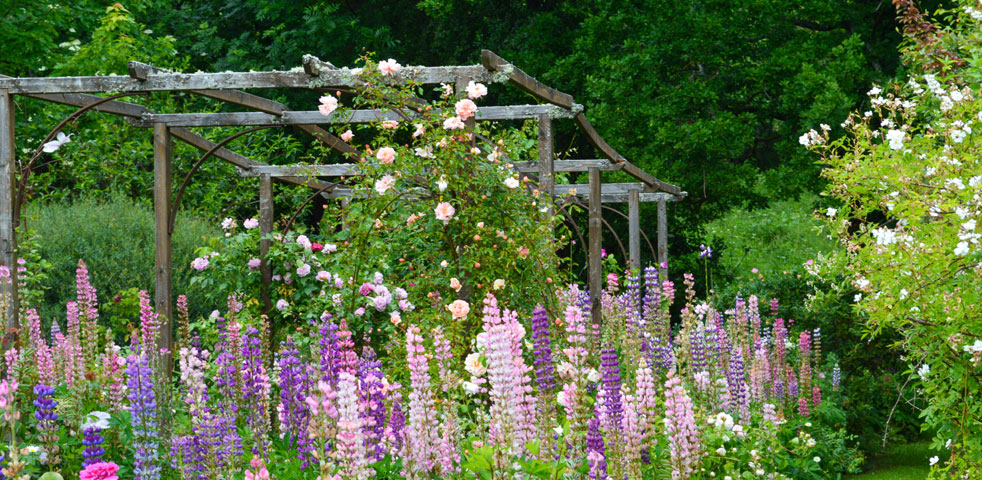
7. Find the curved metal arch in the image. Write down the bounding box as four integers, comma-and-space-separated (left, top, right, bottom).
168, 125, 283, 233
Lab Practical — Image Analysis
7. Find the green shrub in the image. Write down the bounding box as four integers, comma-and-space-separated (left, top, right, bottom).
24, 196, 217, 322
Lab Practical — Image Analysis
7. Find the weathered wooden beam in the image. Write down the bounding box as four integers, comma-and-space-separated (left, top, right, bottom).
0, 79, 337, 193
153, 123, 173, 369
481, 50, 575, 109
304, 55, 491, 85
239, 164, 364, 178
136, 104, 575, 127
657, 199, 668, 279
514, 159, 619, 173
555, 183, 654, 196
259, 174, 273, 313
0, 71, 316, 94
628, 188, 641, 271
0, 90, 18, 340
588, 168, 603, 334
558, 192, 677, 204
128, 62, 358, 158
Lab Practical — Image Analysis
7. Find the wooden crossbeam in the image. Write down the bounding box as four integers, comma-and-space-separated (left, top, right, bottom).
239, 159, 622, 178
303, 55, 491, 85
0, 61, 493, 94
135, 104, 575, 127
515, 159, 619, 173
128, 62, 358, 158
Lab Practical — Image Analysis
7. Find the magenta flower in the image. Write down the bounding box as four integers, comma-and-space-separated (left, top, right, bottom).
80, 461, 121, 480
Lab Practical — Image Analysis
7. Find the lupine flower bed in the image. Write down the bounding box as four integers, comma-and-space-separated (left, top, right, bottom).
0, 262, 854, 480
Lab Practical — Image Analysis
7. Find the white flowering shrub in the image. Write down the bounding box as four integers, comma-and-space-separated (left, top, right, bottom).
806, 2, 982, 475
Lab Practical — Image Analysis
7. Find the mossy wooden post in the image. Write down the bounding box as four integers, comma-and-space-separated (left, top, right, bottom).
0, 90, 18, 346
588, 167, 603, 337
259, 173, 273, 313
153, 122, 173, 369
537, 114, 554, 218
657, 199, 668, 279
628, 188, 641, 271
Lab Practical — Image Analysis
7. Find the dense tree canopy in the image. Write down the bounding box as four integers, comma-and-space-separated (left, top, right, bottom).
4, 0, 919, 275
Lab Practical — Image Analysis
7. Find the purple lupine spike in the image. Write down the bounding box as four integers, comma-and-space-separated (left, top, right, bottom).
531, 305, 556, 393
832, 364, 841, 392
318, 320, 341, 387
82, 426, 105, 467
600, 346, 623, 435
727, 346, 749, 420
169, 435, 206, 479
388, 401, 406, 454
242, 327, 270, 458
691, 326, 706, 372
214, 319, 240, 415
359, 346, 387, 460
277, 337, 311, 465
641, 266, 660, 318
126, 352, 161, 480
586, 414, 606, 479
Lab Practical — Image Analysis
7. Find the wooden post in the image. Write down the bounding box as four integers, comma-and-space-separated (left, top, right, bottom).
537, 114, 554, 217
0, 90, 18, 344
259, 173, 273, 313
588, 168, 603, 334
628, 188, 641, 271
153, 123, 173, 364
657, 199, 668, 279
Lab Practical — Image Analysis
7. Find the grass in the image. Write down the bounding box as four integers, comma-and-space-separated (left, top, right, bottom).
845, 441, 939, 480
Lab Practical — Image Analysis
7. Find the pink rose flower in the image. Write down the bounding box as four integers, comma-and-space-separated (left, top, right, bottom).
375, 174, 396, 195
379, 58, 401, 75
450, 277, 462, 292
466, 81, 488, 99
376, 147, 396, 164
275, 299, 289, 311
243, 218, 259, 229
340, 129, 354, 142
517, 245, 530, 258
318, 95, 338, 116
191, 257, 209, 271
381, 120, 399, 129
311, 243, 323, 252
443, 116, 465, 130
247, 258, 261, 270
296, 264, 311, 277
296, 235, 312, 249
80, 461, 120, 480
434, 202, 455, 223
359, 282, 374, 296
455, 99, 478, 120
446, 299, 470, 319
316, 270, 330, 281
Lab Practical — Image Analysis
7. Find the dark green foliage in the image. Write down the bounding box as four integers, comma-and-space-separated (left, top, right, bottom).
25, 196, 217, 322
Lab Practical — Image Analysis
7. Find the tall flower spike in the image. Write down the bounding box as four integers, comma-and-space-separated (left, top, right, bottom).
359, 346, 387, 461
530, 305, 556, 393
664, 373, 700, 479
242, 327, 271, 458
404, 324, 440, 478
335, 372, 373, 480
585, 414, 606, 480
126, 351, 161, 480
82, 426, 106, 467
277, 337, 311, 465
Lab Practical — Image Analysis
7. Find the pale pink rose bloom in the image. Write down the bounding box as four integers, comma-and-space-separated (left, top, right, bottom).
376, 147, 396, 164
455, 99, 478, 120
517, 245, 530, 258
381, 120, 399, 129
296, 235, 312, 249
412, 123, 426, 138
296, 264, 311, 277
243, 218, 259, 229
434, 202, 455, 222
450, 277, 462, 292
340, 129, 354, 142
375, 174, 396, 194
276, 299, 289, 311
247, 258, 261, 270
446, 299, 470, 319
466, 81, 488, 99
316, 270, 330, 281
191, 257, 209, 271
318, 95, 338, 116
443, 116, 465, 130
378, 58, 401, 76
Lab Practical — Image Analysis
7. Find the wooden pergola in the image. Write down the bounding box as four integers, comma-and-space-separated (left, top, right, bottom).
0, 50, 685, 356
